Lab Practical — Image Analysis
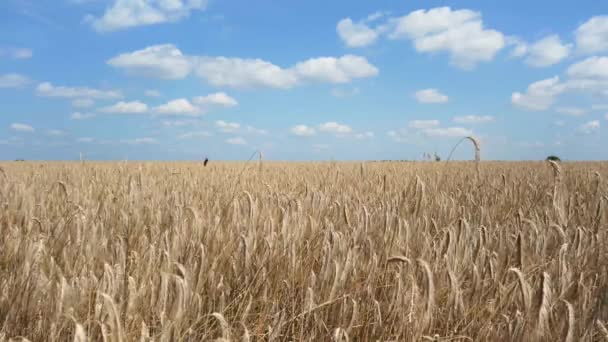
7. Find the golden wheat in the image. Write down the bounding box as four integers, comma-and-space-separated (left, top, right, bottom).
0, 161, 606, 341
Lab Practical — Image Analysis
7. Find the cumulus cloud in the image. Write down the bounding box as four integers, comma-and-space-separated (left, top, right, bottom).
578, 120, 600, 134
153, 98, 200, 116
47, 130, 64, 137
387, 7, 505, 69
226, 137, 246, 145
36, 82, 122, 99
215, 120, 240, 133
193, 92, 238, 107
101, 100, 148, 114
512, 62, 608, 112
72, 98, 95, 108
524, 35, 571, 67
294, 55, 379, 83
10, 123, 34, 132
566, 56, 608, 79
71, 112, 96, 120
318, 122, 353, 135
408, 120, 440, 129
336, 18, 380, 47
86, 0, 208, 32
107, 44, 192, 80
290, 125, 316, 136
511, 76, 565, 111
576, 16, 608, 54
108, 44, 378, 88
0, 73, 30, 88
414, 88, 448, 104
423, 127, 472, 137
77, 137, 94, 143
453, 115, 494, 124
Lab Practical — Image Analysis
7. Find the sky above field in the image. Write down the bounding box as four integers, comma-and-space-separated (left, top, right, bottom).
1, 0, 608, 161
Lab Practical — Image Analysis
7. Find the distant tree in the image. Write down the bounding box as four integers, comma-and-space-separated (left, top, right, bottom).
546, 155, 561, 162
434, 153, 441, 162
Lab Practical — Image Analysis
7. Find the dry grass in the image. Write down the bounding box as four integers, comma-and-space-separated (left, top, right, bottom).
0, 160, 607, 341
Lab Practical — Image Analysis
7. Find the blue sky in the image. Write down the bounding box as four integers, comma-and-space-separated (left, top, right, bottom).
1, 0, 607, 161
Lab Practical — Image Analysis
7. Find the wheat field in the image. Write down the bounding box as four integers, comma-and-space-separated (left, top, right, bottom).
0, 160, 607, 341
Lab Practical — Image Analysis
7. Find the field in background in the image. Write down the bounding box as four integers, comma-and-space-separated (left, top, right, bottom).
0, 161, 607, 341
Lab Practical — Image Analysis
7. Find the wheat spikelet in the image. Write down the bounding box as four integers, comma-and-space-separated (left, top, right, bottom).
417, 258, 435, 329
466, 136, 481, 162
211, 312, 231, 340
562, 299, 575, 342
597, 320, 608, 341
535, 272, 553, 339
509, 268, 531, 310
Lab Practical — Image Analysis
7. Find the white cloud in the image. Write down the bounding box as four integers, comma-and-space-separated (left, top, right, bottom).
605, 113, 608, 120
0, 73, 30, 88
121, 137, 157, 145
524, 35, 571, 67
453, 115, 494, 124
109, 44, 378, 88
511, 76, 565, 111
294, 55, 379, 83
196, 56, 298, 88
77, 137, 94, 143
567, 56, 608, 79
10, 123, 34, 132
554, 120, 566, 127
364, 11, 388, 23
226, 137, 246, 145
423, 127, 472, 137
387, 7, 505, 69
512, 67, 608, 112
178, 131, 211, 139
0, 47, 32, 59
290, 125, 316, 136
193, 92, 238, 107
575, 16, 608, 54
153, 98, 200, 116
408, 119, 440, 129
87, 0, 208, 32
101, 100, 148, 114
337, 18, 379, 47
578, 120, 600, 134
355, 131, 374, 139
509, 39, 528, 57
71, 112, 96, 120
318, 122, 353, 134
246, 126, 268, 135
107, 44, 192, 80
145, 89, 161, 97
72, 98, 95, 108
47, 129, 64, 137
36, 82, 122, 99
414, 88, 448, 104
215, 120, 240, 133
556, 107, 586, 116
